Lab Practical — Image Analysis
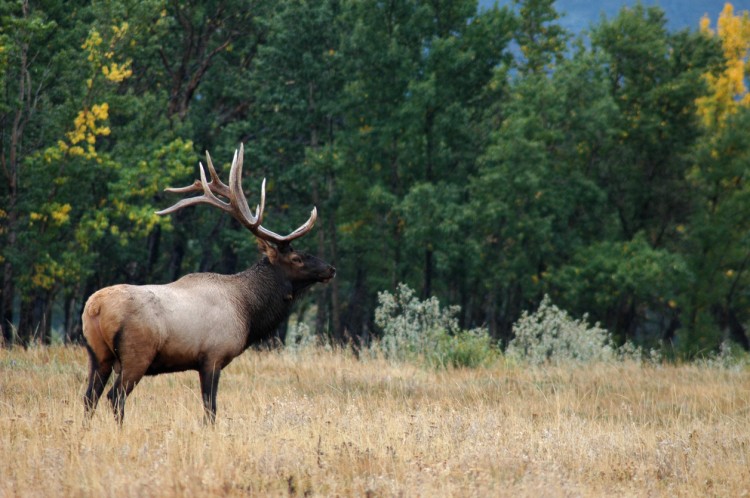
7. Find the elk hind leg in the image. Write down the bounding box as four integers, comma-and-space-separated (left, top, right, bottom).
107, 363, 152, 424
83, 344, 114, 419
106, 331, 154, 424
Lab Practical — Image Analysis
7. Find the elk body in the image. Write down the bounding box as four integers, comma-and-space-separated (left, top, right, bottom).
82, 145, 335, 424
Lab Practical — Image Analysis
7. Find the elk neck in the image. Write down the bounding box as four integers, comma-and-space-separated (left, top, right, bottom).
235, 258, 297, 347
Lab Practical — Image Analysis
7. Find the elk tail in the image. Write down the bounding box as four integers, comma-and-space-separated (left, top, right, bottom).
84, 297, 117, 358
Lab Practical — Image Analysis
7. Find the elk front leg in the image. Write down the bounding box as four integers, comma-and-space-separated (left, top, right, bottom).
199, 365, 221, 425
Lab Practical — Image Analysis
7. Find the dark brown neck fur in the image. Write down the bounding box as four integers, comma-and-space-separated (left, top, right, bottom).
237, 259, 297, 348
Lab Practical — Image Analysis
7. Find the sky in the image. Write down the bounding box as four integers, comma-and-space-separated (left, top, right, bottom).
479, 1, 732, 33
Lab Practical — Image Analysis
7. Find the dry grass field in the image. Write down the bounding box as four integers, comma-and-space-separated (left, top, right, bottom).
1, 345, 749, 497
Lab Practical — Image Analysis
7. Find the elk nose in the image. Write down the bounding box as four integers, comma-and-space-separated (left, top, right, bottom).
329, 266, 336, 277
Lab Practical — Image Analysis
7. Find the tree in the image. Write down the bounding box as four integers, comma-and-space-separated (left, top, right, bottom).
513, 0, 568, 75
469, 2, 586, 340
556, 4, 724, 345
0, 0, 85, 343
589, 4, 720, 245
471, 53, 614, 339
334, 0, 515, 341
695, 3, 750, 127
681, 2, 750, 354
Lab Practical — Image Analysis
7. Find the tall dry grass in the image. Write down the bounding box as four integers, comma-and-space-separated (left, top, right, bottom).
1, 345, 749, 497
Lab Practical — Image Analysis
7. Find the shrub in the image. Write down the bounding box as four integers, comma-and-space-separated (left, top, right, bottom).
701, 340, 750, 371
507, 295, 614, 365
372, 283, 497, 368
434, 327, 498, 368
285, 321, 317, 354
617, 340, 663, 364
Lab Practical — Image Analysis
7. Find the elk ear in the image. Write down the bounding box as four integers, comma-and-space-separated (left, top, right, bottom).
257, 239, 280, 263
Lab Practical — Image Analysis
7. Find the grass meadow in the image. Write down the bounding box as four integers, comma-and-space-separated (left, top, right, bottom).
1, 345, 749, 497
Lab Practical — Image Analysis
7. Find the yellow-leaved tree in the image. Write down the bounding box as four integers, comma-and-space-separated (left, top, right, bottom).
15, 21, 139, 344
696, 2, 750, 127
26, 24, 134, 296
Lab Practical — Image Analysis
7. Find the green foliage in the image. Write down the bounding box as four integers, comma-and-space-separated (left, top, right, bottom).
434, 328, 498, 369
513, 0, 569, 74
680, 105, 750, 356
373, 284, 498, 368
548, 233, 691, 344
589, 4, 722, 243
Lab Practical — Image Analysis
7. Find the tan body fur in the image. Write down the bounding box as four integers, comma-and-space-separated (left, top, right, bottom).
84, 276, 247, 377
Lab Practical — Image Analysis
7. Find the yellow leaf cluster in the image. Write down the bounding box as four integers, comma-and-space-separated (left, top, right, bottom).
31, 258, 72, 290
28, 203, 72, 227
82, 23, 133, 86
50, 203, 72, 225
81, 29, 103, 58
696, 3, 750, 127
112, 22, 129, 39
57, 103, 111, 159
102, 61, 132, 83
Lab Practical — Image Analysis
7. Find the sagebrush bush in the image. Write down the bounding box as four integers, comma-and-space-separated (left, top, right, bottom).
507, 294, 614, 365
372, 283, 497, 368
700, 340, 750, 370
285, 321, 317, 354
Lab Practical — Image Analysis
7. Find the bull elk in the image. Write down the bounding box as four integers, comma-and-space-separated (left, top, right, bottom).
82, 145, 335, 424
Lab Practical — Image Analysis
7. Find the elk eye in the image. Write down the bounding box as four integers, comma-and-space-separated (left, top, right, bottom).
292, 256, 303, 264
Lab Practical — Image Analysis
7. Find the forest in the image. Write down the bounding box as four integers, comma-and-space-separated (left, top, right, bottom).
1, 0, 748, 358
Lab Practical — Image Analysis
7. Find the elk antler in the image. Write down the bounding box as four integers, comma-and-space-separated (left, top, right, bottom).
156, 144, 317, 246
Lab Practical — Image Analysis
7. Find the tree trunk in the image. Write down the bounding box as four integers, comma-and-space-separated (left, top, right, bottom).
18, 292, 52, 345
343, 265, 368, 344
41, 293, 52, 344
423, 248, 433, 299
18, 298, 34, 346
1, 259, 15, 346
1, 200, 17, 345
145, 224, 162, 281
485, 284, 499, 340
168, 213, 188, 281
1, 1, 34, 346
422, 111, 435, 299
715, 305, 750, 351
63, 292, 84, 344
327, 212, 342, 343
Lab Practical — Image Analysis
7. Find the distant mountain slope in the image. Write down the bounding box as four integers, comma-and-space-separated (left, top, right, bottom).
482, 1, 729, 33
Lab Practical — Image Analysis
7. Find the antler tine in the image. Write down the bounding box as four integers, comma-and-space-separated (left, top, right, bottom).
255, 206, 317, 245
227, 144, 263, 230
256, 177, 266, 226
204, 151, 231, 198
156, 162, 231, 216
162, 151, 230, 198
